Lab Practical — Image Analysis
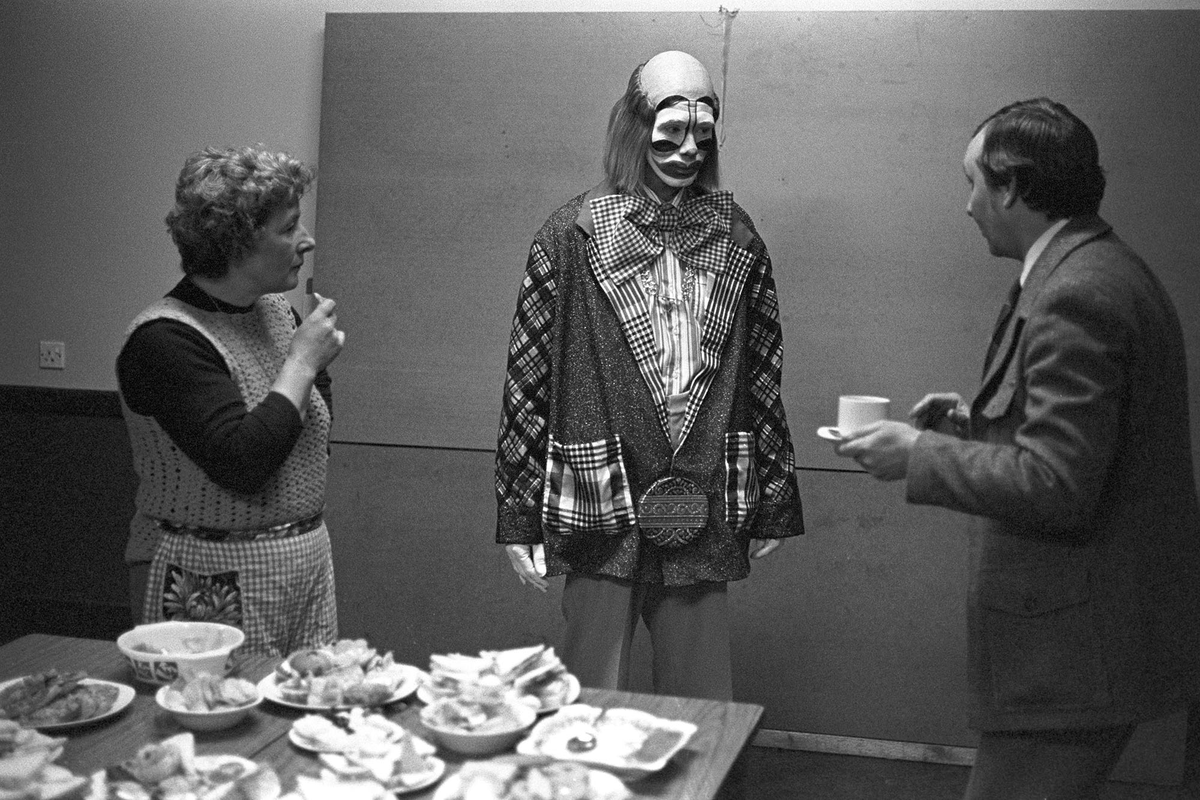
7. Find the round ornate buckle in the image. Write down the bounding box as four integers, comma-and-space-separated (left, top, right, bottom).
637, 476, 708, 548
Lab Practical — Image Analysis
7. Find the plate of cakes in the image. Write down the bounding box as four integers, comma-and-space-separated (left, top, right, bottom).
417, 644, 579, 715
259, 639, 421, 710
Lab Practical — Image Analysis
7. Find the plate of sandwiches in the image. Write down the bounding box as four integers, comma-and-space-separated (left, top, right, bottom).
90, 731, 281, 800
0, 670, 134, 731
259, 639, 422, 710
418, 645, 580, 714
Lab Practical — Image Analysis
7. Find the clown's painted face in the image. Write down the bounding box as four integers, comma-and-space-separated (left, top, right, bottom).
646, 97, 716, 189
637, 51, 719, 193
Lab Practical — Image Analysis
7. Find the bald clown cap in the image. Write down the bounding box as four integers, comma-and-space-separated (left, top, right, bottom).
638, 50, 719, 118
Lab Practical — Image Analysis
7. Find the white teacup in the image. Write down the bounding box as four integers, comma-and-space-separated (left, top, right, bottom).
837, 395, 890, 437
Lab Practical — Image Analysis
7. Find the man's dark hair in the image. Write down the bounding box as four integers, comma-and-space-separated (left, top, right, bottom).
975, 98, 1105, 219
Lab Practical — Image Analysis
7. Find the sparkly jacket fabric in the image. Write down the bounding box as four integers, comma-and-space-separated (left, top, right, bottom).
495, 184, 804, 587
907, 216, 1200, 730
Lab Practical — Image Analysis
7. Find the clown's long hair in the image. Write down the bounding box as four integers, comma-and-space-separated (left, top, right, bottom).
602, 64, 721, 196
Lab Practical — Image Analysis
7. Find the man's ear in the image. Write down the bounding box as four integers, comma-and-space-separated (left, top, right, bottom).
1001, 181, 1020, 209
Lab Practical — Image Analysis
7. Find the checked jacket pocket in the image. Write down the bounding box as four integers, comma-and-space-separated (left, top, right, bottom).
542, 435, 638, 537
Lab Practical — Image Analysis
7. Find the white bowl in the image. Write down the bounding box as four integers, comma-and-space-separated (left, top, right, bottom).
419, 699, 537, 756
117, 622, 245, 685
155, 684, 261, 732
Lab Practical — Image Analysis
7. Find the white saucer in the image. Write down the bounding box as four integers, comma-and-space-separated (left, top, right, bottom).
817, 426, 843, 441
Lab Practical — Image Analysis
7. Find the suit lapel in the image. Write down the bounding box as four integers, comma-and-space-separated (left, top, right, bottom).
976, 215, 1113, 397
579, 185, 751, 447
677, 238, 754, 446
579, 185, 671, 436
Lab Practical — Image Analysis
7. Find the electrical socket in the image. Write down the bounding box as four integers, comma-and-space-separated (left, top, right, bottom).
39, 340, 65, 370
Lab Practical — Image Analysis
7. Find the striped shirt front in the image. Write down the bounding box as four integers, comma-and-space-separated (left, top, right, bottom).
636, 185, 709, 399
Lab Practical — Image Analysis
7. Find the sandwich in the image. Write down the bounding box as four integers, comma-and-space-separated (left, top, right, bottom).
426, 645, 570, 707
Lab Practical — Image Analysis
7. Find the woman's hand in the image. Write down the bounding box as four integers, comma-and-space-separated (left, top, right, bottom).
274, 293, 345, 415
290, 293, 345, 374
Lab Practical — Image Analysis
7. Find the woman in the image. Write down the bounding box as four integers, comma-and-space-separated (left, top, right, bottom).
117, 146, 345, 657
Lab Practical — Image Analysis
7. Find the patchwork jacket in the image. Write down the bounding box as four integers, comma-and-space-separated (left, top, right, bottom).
495, 184, 804, 587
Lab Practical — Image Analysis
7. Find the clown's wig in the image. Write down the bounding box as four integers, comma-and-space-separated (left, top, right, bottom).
602, 65, 721, 196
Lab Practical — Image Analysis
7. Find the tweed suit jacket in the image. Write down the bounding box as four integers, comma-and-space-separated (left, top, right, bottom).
907, 215, 1200, 730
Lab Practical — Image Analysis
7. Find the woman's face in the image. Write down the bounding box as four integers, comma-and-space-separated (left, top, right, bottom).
234, 203, 314, 296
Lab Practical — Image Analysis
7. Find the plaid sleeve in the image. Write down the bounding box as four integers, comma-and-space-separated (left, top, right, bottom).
495, 241, 557, 544
744, 248, 805, 538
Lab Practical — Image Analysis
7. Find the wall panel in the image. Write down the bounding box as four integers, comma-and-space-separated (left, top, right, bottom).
315, 11, 1200, 474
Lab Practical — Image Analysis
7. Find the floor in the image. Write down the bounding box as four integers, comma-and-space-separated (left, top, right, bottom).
736, 746, 1194, 799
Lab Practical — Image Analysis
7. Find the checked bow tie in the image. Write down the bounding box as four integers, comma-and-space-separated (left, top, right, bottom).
591, 191, 735, 280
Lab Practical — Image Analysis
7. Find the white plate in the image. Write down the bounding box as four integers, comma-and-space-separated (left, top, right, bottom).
416, 673, 581, 715
318, 754, 446, 795
287, 717, 406, 753
817, 426, 843, 441
258, 665, 421, 711
193, 753, 259, 776
432, 763, 627, 800
192, 754, 261, 797
515, 704, 698, 780
0, 677, 135, 731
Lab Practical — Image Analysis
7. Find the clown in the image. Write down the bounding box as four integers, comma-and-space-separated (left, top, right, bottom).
495, 51, 804, 700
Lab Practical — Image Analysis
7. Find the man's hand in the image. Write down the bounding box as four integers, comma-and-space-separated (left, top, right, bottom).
749, 538, 784, 559
505, 544, 548, 592
909, 392, 968, 435
835, 420, 921, 481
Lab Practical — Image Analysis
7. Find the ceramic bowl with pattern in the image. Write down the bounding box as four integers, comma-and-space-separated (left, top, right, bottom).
116, 621, 244, 686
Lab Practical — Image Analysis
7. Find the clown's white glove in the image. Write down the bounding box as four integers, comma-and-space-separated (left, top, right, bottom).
505, 544, 548, 592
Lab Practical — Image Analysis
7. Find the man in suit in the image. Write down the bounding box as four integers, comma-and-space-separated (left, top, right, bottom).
837, 98, 1200, 798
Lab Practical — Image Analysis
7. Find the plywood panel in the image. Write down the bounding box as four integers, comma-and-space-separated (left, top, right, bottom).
323, 445, 973, 742
315, 11, 1200, 474
324, 446, 1185, 781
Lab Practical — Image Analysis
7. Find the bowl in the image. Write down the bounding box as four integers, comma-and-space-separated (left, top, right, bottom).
419, 698, 537, 757
155, 684, 261, 732
117, 621, 245, 685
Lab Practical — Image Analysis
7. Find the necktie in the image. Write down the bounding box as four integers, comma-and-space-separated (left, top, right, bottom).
982, 279, 1021, 378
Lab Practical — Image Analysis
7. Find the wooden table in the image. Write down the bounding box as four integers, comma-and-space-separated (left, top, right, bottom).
1, 634, 763, 799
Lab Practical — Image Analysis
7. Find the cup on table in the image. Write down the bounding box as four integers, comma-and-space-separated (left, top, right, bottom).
837, 395, 890, 437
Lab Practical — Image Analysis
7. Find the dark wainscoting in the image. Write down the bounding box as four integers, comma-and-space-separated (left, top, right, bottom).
0, 386, 137, 645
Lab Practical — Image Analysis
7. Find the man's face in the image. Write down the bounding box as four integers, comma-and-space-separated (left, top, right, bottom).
646, 98, 716, 190
963, 129, 1018, 260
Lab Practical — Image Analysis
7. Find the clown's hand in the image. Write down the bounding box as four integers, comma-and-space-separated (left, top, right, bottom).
750, 538, 784, 559
505, 544, 548, 592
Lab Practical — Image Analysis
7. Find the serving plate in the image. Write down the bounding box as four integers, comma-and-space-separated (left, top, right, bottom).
515, 704, 697, 779
193, 754, 259, 779
432, 760, 628, 800
416, 673, 581, 715
318, 753, 445, 795
288, 715, 407, 754
0, 677, 135, 731
257, 665, 421, 711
